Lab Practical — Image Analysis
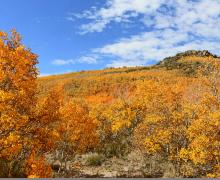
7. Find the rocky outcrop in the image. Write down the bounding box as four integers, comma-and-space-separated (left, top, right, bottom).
175, 50, 218, 58
155, 50, 220, 76
157, 50, 219, 66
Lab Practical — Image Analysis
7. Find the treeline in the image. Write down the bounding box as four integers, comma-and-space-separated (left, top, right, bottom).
0, 30, 219, 178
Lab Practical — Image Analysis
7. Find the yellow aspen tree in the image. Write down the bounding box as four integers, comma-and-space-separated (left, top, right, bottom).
0, 30, 54, 178
133, 77, 193, 175
58, 100, 99, 155
0, 30, 38, 166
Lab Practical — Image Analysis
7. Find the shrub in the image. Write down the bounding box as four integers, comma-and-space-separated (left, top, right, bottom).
85, 153, 105, 166
99, 139, 131, 158
0, 159, 26, 178
180, 163, 197, 177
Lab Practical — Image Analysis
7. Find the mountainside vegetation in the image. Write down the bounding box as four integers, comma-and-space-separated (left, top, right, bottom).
1, 30, 219, 178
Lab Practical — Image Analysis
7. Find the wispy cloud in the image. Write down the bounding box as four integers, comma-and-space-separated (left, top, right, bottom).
93, 29, 220, 67
70, 0, 164, 34
65, 16, 75, 22
52, 59, 75, 65
71, 0, 220, 37
67, 0, 220, 67
52, 55, 98, 66
77, 55, 98, 64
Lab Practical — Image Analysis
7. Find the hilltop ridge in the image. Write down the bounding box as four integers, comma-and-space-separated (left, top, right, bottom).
38, 50, 220, 97
155, 50, 220, 75
39, 50, 220, 80
157, 50, 219, 66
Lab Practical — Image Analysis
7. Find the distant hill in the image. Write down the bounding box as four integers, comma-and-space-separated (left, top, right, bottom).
38, 50, 220, 97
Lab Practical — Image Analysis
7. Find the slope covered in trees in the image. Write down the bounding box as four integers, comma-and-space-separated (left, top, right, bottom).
1, 30, 219, 178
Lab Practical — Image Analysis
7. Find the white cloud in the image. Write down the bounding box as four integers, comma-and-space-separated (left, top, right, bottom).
80, 20, 109, 34
52, 59, 75, 65
69, 0, 220, 67
106, 59, 145, 68
72, 0, 165, 33
52, 55, 98, 66
94, 29, 220, 67
78, 55, 98, 64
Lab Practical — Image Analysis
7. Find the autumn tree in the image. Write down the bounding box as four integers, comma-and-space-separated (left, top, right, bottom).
55, 99, 99, 169
0, 30, 39, 177
89, 87, 142, 157
133, 76, 195, 176
133, 67, 220, 177
0, 30, 55, 178
32, 85, 64, 153
179, 63, 220, 177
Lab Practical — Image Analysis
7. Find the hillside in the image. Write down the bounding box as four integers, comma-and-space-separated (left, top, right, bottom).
35, 50, 220, 178
38, 50, 220, 98
2, 40, 219, 178
2, 0, 220, 177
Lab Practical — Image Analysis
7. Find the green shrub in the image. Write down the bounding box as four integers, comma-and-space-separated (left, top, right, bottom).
100, 139, 131, 158
85, 153, 105, 166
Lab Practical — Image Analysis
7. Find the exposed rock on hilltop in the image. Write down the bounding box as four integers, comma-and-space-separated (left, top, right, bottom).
175, 50, 218, 58
158, 50, 219, 66
156, 50, 220, 76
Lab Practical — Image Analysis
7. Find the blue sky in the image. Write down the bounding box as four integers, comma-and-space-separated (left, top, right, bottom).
1, 0, 220, 76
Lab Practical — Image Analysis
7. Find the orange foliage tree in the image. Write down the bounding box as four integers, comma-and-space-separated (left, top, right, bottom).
179, 65, 220, 177
0, 30, 39, 176
133, 77, 195, 175
56, 99, 99, 162
133, 70, 220, 177
0, 30, 52, 177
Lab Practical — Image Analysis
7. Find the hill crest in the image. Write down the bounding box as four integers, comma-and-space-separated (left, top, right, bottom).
155, 50, 220, 75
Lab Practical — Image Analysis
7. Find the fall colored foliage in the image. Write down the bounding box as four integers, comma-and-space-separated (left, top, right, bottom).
0, 30, 219, 178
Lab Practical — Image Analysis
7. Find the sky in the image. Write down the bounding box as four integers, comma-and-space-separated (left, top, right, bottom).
1, 0, 220, 76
